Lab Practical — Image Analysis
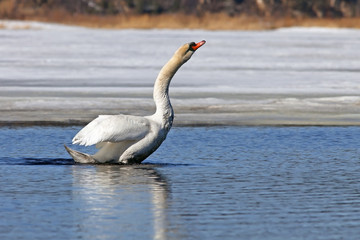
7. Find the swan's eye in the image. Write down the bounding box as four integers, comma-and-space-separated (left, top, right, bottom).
189, 42, 196, 51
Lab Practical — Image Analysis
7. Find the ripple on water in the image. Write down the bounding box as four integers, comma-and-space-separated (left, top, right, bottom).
0, 126, 360, 240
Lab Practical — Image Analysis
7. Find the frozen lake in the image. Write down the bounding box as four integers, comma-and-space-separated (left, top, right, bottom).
1, 20, 360, 125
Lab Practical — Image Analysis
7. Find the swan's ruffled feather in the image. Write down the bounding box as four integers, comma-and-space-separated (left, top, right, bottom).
72, 115, 150, 146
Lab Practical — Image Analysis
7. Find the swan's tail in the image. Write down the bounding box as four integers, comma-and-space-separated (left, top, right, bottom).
64, 145, 97, 164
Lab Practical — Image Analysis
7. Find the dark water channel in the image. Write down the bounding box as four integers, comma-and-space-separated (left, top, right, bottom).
0, 126, 360, 239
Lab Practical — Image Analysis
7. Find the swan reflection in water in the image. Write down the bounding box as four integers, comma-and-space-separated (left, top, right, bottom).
71, 164, 171, 240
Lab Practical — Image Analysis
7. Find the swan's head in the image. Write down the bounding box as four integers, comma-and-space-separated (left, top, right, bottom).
176, 40, 206, 63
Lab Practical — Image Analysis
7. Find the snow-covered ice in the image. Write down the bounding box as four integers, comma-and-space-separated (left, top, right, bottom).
1, 20, 360, 125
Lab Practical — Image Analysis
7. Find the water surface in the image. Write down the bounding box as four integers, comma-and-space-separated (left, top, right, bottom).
1, 126, 360, 239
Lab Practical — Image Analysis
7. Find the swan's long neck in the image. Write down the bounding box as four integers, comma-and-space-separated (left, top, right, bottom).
153, 55, 183, 127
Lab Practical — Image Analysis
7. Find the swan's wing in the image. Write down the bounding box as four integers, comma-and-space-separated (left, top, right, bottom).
72, 115, 150, 146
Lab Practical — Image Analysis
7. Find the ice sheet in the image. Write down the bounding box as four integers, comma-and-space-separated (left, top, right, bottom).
1, 20, 360, 125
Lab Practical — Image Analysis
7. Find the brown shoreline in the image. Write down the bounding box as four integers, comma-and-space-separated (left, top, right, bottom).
2, 13, 360, 30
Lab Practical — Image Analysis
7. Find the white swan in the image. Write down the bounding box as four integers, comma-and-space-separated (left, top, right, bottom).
65, 40, 206, 164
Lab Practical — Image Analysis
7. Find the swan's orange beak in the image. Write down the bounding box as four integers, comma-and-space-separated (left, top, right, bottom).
191, 40, 206, 51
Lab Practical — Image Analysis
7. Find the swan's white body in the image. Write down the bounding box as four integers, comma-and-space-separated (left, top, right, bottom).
65, 40, 205, 164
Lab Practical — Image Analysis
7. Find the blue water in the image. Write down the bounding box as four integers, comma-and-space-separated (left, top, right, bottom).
1, 126, 360, 240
